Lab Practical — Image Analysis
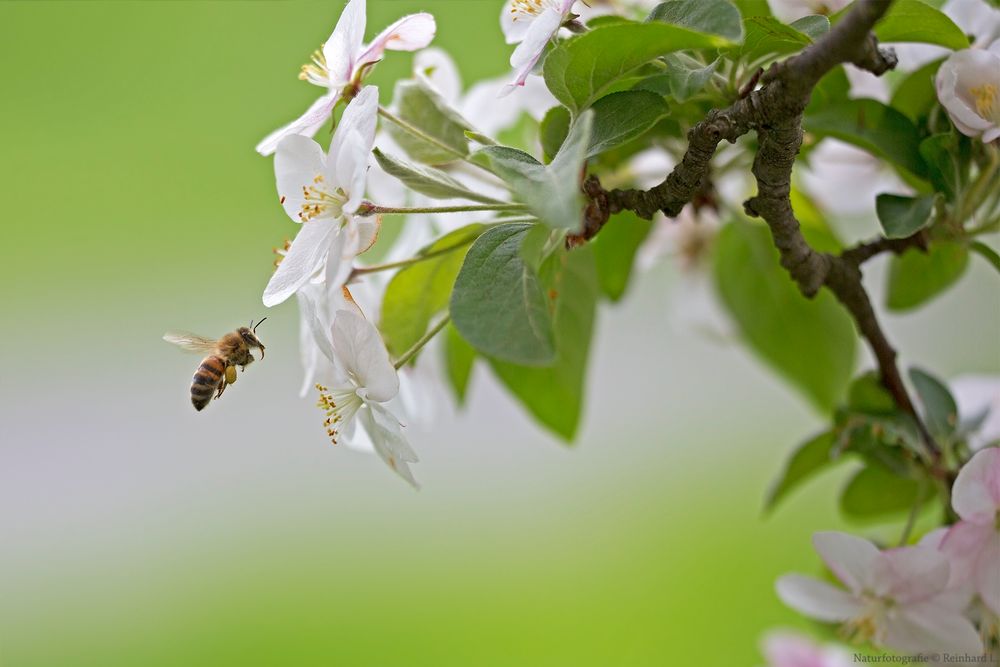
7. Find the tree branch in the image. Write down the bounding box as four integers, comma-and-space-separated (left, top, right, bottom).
574, 0, 943, 464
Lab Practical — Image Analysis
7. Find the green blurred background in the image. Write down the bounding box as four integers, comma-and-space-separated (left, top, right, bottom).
0, 2, 996, 666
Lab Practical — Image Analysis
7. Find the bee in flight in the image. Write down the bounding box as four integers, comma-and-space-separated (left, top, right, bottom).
163, 319, 267, 411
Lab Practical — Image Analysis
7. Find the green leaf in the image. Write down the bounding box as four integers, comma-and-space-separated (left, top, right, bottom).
804, 99, 928, 178
919, 134, 965, 200
450, 223, 556, 365
647, 0, 744, 42
766, 431, 841, 512
890, 58, 944, 124
592, 211, 655, 301
790, 15, 832, 40
875, 193, 935, 239
588, 91, 670, 157
847, 372, 897, 416
479, 111, 593, 231
380, 224, 486, 358
831, 0, 970, 51
971, 241, 1000, 275
736, 15, 828, 63
443, 323, 476, 406
713, 222, 856, 412
660, 54, 720, 101
886, 242, 969, 311
840, 463, 922, 520
540, 106, 571, 163
792, 186, 842, 253
490, 247, 599, 440
372, 148, 501, 204
543, 21, 732, 114
731, 0, 771, 16
386, 79, 472, 165
909, 367, 958, 440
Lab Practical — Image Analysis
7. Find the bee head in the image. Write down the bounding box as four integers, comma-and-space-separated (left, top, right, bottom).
240, 317, 267, 356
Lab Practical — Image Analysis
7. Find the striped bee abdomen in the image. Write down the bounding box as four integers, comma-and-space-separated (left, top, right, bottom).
191, 355, 226, 411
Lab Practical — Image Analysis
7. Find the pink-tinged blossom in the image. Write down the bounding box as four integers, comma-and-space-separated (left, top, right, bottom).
500, 0, 577, 93
940, 448, 1000, 615
761, 631, 851, 667
256, 0, 435, 155
262, 86, 380, 307
776, 532, 983, 654
936, 40, 1000, 143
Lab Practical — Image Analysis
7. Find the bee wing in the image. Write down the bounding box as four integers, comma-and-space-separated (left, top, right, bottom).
163, 331, 219, 353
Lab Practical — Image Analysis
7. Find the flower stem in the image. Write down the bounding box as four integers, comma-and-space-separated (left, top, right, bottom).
394, 314, 451, 370
351, 239, 475, 278
358, 202, 528, 216
898, 479, 927, 547
377, 106, 496, 176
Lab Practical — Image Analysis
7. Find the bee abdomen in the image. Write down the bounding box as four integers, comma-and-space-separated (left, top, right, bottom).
191, 355, 225, 411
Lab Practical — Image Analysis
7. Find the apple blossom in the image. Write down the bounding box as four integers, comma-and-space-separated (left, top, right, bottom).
309, 297, 419, 487
414, 48, 557, 136
936, 39, 1000, 143
262, 86, 380, 308
501, 0, 577, 92
951, 374, 1000, 450
255, 0, 435, 155
776, 532, 982, 654
800, 139, 911, 217
939, 448, 1000, 615
761, 631, 851, 667
892, 0, 1000, 72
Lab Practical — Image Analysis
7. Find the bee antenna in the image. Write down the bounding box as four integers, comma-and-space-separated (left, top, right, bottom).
252, 317, 268, 333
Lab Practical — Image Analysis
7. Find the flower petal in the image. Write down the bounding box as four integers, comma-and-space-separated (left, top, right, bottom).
329, 86, 378, 212
262, 218, 337, 307
500, 0, 531, 44
355, 13, 436, 71
323, 0, 367, 87
775, 574, 863, 622
953, 447, 1000, 522
413, 47, 462, 104
506, 6, 563, 88
255, 93, 337, 157
975, 533, 1000, 615
359, 402, 419, 487
812, 531, 881, 594
330, 308, 399, 401
274, 134, 329, 222
882, 601, 984, 654
877, 544, 950, 603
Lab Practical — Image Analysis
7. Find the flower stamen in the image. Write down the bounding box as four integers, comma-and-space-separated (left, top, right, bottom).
299, 46, 329, 86
510, 0, 554, 20
298, 176, 348, 222
970, 83, 999, 122
315, 384, 343, 445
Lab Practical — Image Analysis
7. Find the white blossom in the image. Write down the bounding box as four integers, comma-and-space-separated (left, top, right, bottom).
936, 39, 1000, 143
776, 532, 982, 654
255, 0, 435, 155
262, 86, 380, 307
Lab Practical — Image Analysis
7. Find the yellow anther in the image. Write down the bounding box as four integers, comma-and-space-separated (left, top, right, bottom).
971, 83, 999, 122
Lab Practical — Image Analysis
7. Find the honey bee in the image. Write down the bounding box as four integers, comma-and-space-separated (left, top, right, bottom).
163, 319, 267, 411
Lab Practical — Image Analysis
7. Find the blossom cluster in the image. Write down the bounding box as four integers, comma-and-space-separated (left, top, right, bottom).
246, 0, 1000, 657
